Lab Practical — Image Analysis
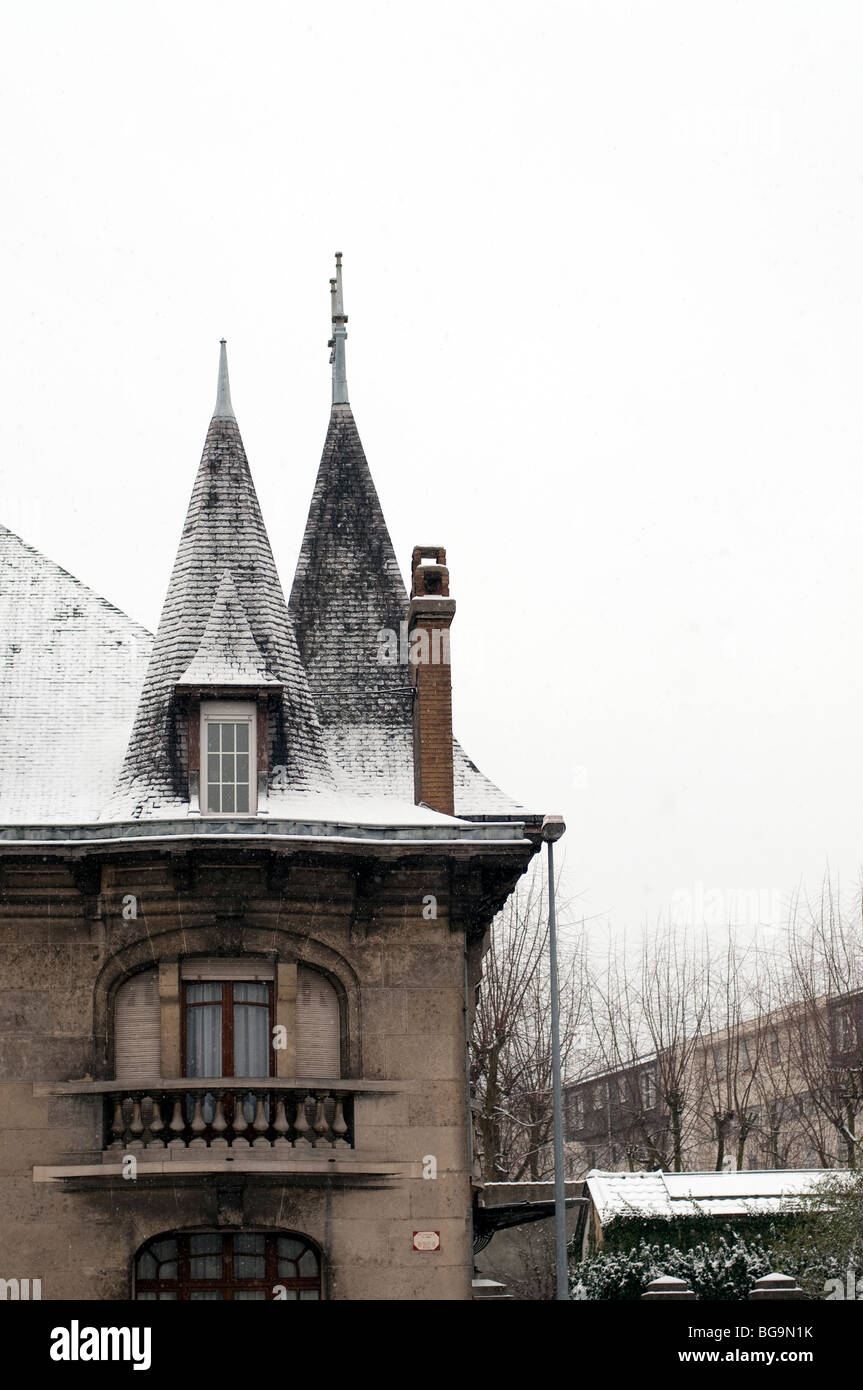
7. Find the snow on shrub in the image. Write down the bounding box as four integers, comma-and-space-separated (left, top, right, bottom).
572, 1235, 774, 1301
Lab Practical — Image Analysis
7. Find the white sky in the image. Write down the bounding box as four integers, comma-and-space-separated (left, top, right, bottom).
1, 2, 861, 941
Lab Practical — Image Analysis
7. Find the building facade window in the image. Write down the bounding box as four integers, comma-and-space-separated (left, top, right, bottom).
134, 1232, 321, 1300
835, 1003, 856, 1055
639, 1069, 657, 1110
200, 701, 256, 815
183, 980, 274, 1078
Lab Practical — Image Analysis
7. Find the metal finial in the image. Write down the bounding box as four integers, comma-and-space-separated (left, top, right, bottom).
213, 339, 235, 420
330, 253, 349, 406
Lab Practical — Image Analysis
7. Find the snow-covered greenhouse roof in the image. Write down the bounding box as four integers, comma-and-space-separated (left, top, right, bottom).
586, 1168, 849, 1222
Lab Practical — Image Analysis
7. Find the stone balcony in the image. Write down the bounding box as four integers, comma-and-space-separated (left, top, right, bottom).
32, 1077, 413, 1183
104, 1081, 354, 1157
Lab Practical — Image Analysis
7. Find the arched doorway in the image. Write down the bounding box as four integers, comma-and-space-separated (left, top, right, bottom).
134, 1232, 322, 1300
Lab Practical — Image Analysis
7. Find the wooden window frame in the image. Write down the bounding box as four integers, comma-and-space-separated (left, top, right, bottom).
134, 1233, 321, 1301
182, 980, 275, 1079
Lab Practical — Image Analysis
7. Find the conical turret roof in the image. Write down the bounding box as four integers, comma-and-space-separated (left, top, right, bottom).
105, 344, 333, 820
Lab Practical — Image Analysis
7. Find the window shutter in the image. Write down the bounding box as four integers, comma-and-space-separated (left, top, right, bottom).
296, 967, 340, 1078
115, 969, 160, 1080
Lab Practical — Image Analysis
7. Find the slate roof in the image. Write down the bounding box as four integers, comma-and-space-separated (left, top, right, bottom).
1, 288, 531, 829
103, 376, 334, 821
177, 571, 282, 688
0, 525, 152, 823
289, 403, 525, 817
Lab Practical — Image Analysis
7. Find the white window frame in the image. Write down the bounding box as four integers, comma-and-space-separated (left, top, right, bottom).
200, 701, 257, 817
639, 1069, 657, 1110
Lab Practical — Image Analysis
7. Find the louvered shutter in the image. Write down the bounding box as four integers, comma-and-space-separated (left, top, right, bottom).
115, 968, 160, 1080
296, 967, 340, 1078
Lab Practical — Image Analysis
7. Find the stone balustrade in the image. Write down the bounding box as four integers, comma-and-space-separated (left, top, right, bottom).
104, 1082, 353, 1155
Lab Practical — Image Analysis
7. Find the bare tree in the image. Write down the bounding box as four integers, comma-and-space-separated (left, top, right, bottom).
582, 925, 711, 1172
471, 863, 588, 1182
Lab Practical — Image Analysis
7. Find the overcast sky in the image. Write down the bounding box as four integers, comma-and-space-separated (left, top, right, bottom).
1, 2, 861, 943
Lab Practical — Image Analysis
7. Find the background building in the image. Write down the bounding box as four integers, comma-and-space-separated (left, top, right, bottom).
564, 988, 863, 1176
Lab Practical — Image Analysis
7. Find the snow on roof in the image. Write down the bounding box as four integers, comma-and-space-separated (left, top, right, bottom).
0, 524, 153, 823
289, 404, 527, 820
105, 409, 334, 821
2, 376, 534, 829
177, 571, 282, 687
586, 1168, 847, 1222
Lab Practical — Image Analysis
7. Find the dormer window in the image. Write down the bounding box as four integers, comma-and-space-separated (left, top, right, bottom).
201, 701, 256, 816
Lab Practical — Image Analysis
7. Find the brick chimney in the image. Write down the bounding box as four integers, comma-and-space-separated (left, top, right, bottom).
408, 545, 456, 815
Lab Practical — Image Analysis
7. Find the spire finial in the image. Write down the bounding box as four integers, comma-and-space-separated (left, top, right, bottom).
329, 252, 349, 406
213, 338, 236, 420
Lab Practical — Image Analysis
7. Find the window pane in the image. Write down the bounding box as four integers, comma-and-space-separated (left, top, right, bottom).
223, 785, 235, 813
236, 784, 249, 813
207, 784, 220, 812
189, 1235, 222, 1256
137, 1292, 156, 1301
234, 1003, 270, 1076
159, 1261, 178, 1280
278, 1238, 306, 1261
236, 754, 249, 781
234, 1235, 266, 1255
190, 1291, 223, 1300
208, 754, 220, 785
234, 983, 268, 1004
236, 724, 249, 751
235, 1290, 267, 1300
207, 724, 220, 752
186, 983, 222, 1004
186, 1003, 222, 1076
234, 1254, 266, 1279
150, 1238, 179, 1262
159, 1292, 178, 1301
189, 1234, 223, 1281
298, 1249, 319, 1276
222, 754, 235, 782
278, 1260, 297, 1278
300, 1290, 320, 1300
137, 1252, 157, 1279
222, 724, 235, 751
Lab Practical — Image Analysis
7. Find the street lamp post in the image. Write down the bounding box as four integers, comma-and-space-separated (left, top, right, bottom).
541, 813, 568, 1301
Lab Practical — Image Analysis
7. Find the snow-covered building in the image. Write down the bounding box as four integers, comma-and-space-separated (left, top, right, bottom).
0, 256, 545, 1300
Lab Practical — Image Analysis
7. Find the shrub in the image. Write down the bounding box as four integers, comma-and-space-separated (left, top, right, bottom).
572, 1235, 775, 1300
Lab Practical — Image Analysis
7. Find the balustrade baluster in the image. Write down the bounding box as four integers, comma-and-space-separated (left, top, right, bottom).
148, 1099, 165, 1147
189, 1095, 207, 1149
211, 1093, 228, 1149
108, 1095, 125, 1150
232, 1089, 249, 1143
312, 1094, 331, 1146
252, 1092, 270, 1148
293, 1095, 312, 1147
331, 1097, 349, 1149
272, 1097, 290, 1149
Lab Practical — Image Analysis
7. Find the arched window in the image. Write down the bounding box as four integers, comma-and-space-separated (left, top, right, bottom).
134, 1232, 322, 1300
